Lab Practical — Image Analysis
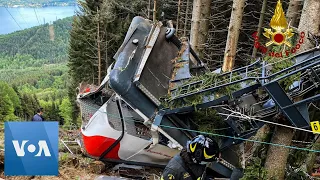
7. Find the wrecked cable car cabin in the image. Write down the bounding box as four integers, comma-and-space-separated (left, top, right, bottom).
77, 16, 320, 178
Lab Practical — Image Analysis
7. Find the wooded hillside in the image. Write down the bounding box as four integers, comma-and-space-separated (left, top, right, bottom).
0, 17, 73, 125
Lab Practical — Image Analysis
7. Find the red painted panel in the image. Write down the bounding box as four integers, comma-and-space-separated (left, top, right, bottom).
82, 134, 120, 159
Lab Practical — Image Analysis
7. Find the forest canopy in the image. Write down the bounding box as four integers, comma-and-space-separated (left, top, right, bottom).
0, 17, 73, 124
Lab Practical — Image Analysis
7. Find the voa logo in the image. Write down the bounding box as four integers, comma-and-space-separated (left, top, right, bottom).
5, 122, 58, 176
12, 140, 51, 157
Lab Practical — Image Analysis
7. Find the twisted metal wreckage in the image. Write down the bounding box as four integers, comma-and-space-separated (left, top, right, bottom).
75, 16, 320, 178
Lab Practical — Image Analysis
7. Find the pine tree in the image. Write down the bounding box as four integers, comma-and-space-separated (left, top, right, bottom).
0, 81, 20, 121
0, 94, 12, 122
12, 85, 23, 118
68, 0, 97, 85
59, 98, 73, 127
68, 0, 150, 86
190, 0, 212, 60
67, 0, 148, 126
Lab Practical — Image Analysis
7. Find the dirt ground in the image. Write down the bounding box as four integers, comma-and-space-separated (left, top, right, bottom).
1, 154, 115, 180
0, 128, 162, 180
0, 153, 162, 179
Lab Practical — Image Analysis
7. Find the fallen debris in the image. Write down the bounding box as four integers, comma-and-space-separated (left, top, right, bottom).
0, 150, 3, 176
59, 141, 82, 155
112, 164, 146, 179
89, 161, 106, 174
95, 175, 128, 180
112, 164, 144, 171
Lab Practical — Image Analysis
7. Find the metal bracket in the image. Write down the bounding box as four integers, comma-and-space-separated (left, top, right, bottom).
151, 113, 183, 149
134, 22, 162, 82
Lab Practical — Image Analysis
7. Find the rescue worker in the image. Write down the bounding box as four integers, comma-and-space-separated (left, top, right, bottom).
161, 135, 220, 180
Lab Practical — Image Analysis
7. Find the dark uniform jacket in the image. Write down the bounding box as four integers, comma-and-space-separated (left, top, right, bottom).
162, 149, 244, 180
161, 151, 205, 180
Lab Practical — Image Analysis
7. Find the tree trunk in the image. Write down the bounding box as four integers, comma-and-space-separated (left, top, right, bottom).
148, 0, 151, 20
245, 124, 270, 159
252, 0, 267, 58
97, 12, 101, 85
105, 30, 108, 71
264, 100, 302, 179
240, 143, 245, 168
153, 0, 157, 22
222, 0, 246, 72
297, 0, 320, 52
183, 0, 190, 37
264, 126, 294, 180
176, 0, 182, 33
286, 0, 301, 28
190, 0, 212, 59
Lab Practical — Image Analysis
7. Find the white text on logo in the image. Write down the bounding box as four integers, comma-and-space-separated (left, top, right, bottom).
12, 140, 51, 157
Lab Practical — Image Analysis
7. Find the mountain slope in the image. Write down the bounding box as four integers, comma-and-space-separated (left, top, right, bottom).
0, 17, 72, 98
0, 17, 72, 63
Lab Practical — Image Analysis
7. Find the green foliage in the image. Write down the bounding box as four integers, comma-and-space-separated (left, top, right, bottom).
191, 108, 229, 144
0, 63, 69, 122
183, 71, 242, 95
0, 81, 20, 110
0, 18, 71, 93
284, 149, 308, 180
241, 129, 273, 180
19, 93, 40, 120
4, 113, 19, 121
163, 71, 241, 109
192, 108, 227, 134
263, 46, 300, 91
0, 17, 73, 124
0, 81, 39, 121
59, 98, 73, 127
0, 94, 13, 122
285, 167, 307, 180
0, 17, 72, 62
59, 153, 70, 163
68, 0, 131, 85
0, 64, 68, 87
241, 158, 268, 180
287, 149, 309, 168
39, 97, 63, 122
0, 81, 20, 121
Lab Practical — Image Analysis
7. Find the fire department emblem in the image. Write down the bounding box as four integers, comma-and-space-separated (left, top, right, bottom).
263, 0, 294, 47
